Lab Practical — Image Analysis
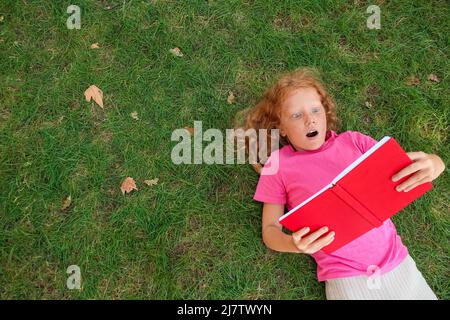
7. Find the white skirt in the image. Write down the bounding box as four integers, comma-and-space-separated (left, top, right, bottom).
325, 255, 438, 300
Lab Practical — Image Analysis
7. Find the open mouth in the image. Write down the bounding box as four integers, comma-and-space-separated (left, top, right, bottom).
306, 130, 319, 138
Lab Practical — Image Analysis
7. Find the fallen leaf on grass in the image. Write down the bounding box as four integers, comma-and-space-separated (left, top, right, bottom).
61, 195, 72, 211
130, 111, 139, 120
364, 101, 373, 108
338, 35, 347, 47
108, 187, 116, 196
90, 43, 100, 49
84, 85, 104, 108
405, 75, 420, 87
184, 127, 194, 135
169, 47, 184, 57
144, 178, 159, 186
120, 177, 138, 194
227, 91, 235, 104
427, 74, 440, 83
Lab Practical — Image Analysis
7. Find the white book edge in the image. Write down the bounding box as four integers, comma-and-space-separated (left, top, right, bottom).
279, 136, 391, 222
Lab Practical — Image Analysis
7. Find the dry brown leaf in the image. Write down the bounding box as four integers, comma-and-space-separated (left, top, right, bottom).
273, 18, 283, 30
427, 74, 440, 83
338, 35, 347, 47
120, 177, 138, 194
169, 47, 184, 57
144, 178, 159, 186
90, 43, 100, 49
184, 127, 194, 135
130, 111, 139, 120
252, 163, 262, 174
364, 101, 373, 108
108, 187, 116, 196
227, 91, 235, 104
84, 85, 104, 108
405, 75, 420, 86
61, 195, 72, 211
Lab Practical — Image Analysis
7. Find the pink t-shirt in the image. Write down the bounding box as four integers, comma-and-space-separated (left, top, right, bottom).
253, 130, 409, 282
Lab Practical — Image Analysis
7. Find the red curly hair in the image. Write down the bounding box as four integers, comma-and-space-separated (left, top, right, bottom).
240, 67, 340, 164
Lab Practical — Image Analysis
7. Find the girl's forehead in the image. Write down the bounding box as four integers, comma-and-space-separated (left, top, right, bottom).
282, 87, 322, 111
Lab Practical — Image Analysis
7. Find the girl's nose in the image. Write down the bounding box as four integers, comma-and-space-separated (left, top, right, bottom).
304, 115, 315, 126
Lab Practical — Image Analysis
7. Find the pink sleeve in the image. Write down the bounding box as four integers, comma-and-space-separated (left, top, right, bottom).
253, 163, 287, 204
350, 131, 378, 154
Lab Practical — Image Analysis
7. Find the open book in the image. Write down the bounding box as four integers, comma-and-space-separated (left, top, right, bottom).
278, 136, 433, 254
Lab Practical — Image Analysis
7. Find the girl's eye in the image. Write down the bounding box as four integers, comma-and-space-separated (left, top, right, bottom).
312, 107, 321, 113
292, 113, 302, 119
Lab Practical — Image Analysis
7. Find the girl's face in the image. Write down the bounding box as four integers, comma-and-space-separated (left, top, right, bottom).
279, 87, 328, 151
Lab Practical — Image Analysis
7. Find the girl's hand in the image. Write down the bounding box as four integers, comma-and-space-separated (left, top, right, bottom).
391, 152, 446, 192
292, 226, 335, 254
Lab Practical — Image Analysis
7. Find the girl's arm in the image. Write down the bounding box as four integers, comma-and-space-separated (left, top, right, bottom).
392, 152, 446, 192
262, 203, 335, 254
262, 203, 301, 253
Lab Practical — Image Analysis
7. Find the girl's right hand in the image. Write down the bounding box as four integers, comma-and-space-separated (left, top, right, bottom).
292, 226, 335, 254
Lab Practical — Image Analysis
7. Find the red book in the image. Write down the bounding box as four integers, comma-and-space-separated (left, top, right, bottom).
278, 136, 433, 254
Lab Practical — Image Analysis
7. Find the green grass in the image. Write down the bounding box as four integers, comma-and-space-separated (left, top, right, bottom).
0, 0, 449, 299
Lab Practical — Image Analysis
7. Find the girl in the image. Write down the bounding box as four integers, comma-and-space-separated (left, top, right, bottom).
244, 67, 445, 300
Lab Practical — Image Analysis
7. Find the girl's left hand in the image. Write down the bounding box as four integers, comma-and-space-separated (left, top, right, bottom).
391, 151, 445, 192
